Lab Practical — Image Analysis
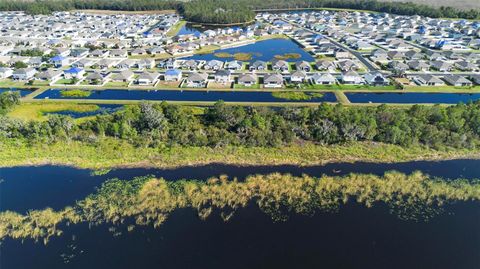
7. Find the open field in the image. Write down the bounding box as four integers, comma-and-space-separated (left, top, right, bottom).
7, 103, 99, 121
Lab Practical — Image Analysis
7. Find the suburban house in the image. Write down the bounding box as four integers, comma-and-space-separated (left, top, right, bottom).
72, 58, 96, 68
237, 73, 258, 86
315, 60, 335, 71
311, 73, 336, 85
36, 69, 62, 81
455, 61, 478, 71
431, 60, 452, 72
181, 60, 200, 70
12, 68, 36, 80
186, 72, 209, 87
442, 74, 473, 87
214, 70, 232, 83
364, 72, 389, 86
50, 55, 68, 68
407, 60, 430, 71
341, 71, 364, 85
295, 61, 311, 72
469, 74, 480, 85
263, 73, 284, 88
116, 59, 137, 69
136, 72, 160, 85
413, 74, 445, 86
64, 67, 85, 79
111, 70, 134, 83
204, 60, 223, 70
85, 72, 109, 85
272, 59, 289, 72
164, 69, 183, 82
225, 60, 243, 70
0, 67, 13, 79
290, 70, 308, 83
249, 60, 267, 71
137, 59, 155, 69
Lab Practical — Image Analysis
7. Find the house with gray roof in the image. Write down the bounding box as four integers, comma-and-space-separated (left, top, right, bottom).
186, 72, 208, 87
263, 73, 284, 88
111, 70, 134, 82
36, 69, 62, 81
290, 70, 308, 83
238, 73, 258, 86
136, 71, 160, 85
311, 73, 336, 85
413, 74, 445, 86
249, 60, 267, 71
442, 74, 473, 87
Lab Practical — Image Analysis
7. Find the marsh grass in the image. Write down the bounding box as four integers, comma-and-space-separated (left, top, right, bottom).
60, 90, 92, 98
1, 138, 479, 170
1, 172, 479, 243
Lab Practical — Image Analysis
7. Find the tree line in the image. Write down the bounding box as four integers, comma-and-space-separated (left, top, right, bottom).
2, 100, 480, 150
0, 0, 478, 21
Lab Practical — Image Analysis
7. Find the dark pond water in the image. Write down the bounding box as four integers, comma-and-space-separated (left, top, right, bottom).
346, 92, 480, 104
44, 104, 123, 118
1, 160, 479, 269
34, 89, 337, 103
185, 38, 315, 62
0, 88, 33, 97
2, 159, 480, 213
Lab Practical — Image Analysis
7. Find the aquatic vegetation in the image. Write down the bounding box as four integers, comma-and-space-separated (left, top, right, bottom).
213, 52, 233, 58
274, 53, 301, 60
272, 91, 324, 101
212, 52, 252, 61
60, 90, 92, 98
233, 53, 252, 61
1, 172, 479, 243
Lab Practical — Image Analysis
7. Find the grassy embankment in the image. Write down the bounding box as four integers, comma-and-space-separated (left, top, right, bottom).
1, 138, 478, 169
166, 20, 187, 37
7, 103, 99, 121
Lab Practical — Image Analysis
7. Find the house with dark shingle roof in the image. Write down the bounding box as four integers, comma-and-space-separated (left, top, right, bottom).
263, 73, 284, 88
238, 73, 258, 86
413, 74, 445, 86
442, 74, 473, 87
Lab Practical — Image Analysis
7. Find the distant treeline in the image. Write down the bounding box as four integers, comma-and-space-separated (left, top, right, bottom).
2, 98, 480, 150
0, 0, 478, 21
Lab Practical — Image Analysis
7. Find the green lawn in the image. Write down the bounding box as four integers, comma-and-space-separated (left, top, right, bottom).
54, 79, 76, 85
0, 80, 27, 87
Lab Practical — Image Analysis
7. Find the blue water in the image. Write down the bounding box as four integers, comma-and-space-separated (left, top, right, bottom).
346, 92, 480, 104
34, 89, 337, 103
177, 24, 202, 36
185, 38, 315, 62
45, 104, 123, 118
0, 88, 32, 97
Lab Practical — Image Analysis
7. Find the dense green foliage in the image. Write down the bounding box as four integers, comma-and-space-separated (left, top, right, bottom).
2, 101, 480, 150
181, 0, 255, 24
0, 0, 478, 20
1, 171, 479, 243
0, 91, 20, 115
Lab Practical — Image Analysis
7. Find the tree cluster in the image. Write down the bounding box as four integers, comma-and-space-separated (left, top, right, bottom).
2, 101, 480, 150
0, 0, 477, 21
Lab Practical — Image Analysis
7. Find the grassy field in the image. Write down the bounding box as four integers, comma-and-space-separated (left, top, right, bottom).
1, 138, 478, 169
166, 20, 187, 37
7, 103, 99, 121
